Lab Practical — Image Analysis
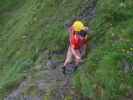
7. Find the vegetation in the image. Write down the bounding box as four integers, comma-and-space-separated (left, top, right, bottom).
0, 0, 90, 98
73, 0, 133, 99
0, 0, 133, 99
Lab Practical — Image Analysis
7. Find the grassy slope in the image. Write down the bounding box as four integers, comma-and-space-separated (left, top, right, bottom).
0, 0, 133, 99
0, 0, 90, 98
73, 0, 133, 100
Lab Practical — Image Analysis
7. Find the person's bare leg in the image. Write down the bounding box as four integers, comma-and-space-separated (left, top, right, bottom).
74, 51, 81, 71
71, 48, 81, 66
63, 46, 73, 74
75, 57, 81, 66
64, 46, 72, 66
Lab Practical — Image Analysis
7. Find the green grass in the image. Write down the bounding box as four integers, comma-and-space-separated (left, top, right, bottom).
0, 0, 91, 98
73, 0, 133, 99
0, 0, 133, 99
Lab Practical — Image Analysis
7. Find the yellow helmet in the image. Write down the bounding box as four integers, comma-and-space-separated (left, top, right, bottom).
72, 20, 85, 32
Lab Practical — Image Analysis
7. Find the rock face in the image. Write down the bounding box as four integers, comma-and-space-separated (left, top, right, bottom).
4, 51, 76, 100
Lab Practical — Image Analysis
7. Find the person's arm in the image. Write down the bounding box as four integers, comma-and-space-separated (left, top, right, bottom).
85, 35, 89, 44
71, 47, 81, 60
68, 26, 74, 42
68, 26, 74, 34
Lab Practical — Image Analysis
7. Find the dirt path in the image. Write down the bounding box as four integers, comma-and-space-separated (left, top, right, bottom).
4, 51, 81, 100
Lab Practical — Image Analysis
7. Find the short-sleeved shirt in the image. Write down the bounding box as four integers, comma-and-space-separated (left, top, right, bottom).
69, 27, 87, 49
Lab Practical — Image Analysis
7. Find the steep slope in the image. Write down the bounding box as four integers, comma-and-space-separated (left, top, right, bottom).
73, 0, 133, 99
1, 0, 133, 100
0, 0, 95, 99
5, 51, 90, 100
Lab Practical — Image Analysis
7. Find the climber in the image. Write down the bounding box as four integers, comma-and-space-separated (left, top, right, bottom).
62, 20, 88, 74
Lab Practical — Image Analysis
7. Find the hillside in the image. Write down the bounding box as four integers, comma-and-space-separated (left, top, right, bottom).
0, 0, 95, 99
73, 0, 133, 100
0, 0, 133, 100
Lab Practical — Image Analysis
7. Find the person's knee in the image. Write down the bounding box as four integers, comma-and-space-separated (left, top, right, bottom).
64, 55, 72, 66
75, 56, 81, 64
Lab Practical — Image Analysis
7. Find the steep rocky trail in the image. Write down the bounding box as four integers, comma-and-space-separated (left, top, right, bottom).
1, 0, 133, 99
4, 1, 97, 99
5, 51, 82, 100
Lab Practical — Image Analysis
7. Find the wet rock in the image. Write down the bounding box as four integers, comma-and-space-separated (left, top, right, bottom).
47, 60, 63, 70
47, 60, 57, 69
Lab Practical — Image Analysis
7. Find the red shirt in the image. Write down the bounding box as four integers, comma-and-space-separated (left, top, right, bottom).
69, 27, 87, 49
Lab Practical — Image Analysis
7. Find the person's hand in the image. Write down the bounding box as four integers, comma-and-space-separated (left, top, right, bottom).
71, 47, 81, 60
73, 51, 81, 59
75, 54, 81, 60
84, 27, 89, 31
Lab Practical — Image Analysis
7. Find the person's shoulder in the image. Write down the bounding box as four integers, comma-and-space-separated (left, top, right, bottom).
68, 26, 73, 33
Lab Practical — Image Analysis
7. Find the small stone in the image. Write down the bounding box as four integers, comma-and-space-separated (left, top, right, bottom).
47, 61, 56, 69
